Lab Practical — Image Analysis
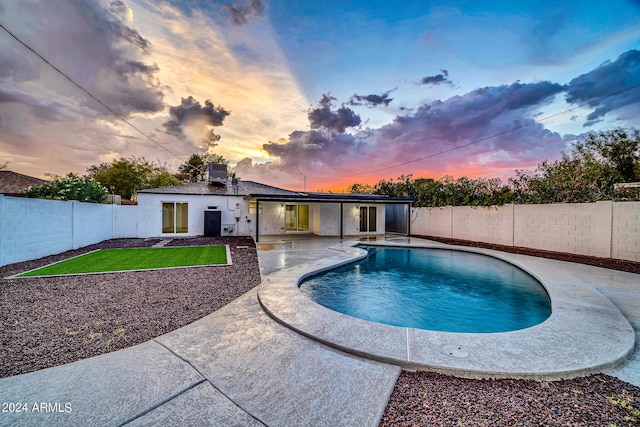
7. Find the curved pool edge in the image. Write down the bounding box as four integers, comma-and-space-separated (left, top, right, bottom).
257, 240, 636, 380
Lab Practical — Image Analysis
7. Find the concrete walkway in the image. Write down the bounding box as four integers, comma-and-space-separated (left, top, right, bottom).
0, 236, 638, 426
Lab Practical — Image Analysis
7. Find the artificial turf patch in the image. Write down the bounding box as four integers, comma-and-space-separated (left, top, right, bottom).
18, 246, 228, 277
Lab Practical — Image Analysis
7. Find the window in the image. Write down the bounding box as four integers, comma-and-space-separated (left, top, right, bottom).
359, 206, 377, 232
249, 200, 262, 214
162, 202, 188, 233
285, 204, 309, 232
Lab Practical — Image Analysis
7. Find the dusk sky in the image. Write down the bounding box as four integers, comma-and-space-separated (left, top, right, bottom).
1, 0, 639, 191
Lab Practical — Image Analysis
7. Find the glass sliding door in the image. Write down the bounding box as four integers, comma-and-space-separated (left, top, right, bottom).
285, 204, 310, 232
176, 203, 188, 233
298, 204, 310, 231
285, 205, 297, 231
162, 203, 175, 233
162, 202, 188, 233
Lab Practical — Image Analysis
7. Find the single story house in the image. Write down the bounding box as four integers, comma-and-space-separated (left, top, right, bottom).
137, 164, 415, 241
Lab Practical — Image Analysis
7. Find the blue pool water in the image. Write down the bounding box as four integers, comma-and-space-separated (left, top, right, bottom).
299, 246, 551, 333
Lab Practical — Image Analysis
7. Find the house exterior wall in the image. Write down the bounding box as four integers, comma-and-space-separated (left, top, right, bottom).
313, 203, 340, 236
257, 201, 386, 237
136, 193, 251, 238
343, 203, 386, 236
258, 202, 285, 235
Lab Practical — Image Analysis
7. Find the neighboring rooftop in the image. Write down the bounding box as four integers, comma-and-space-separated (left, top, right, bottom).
0, 171, 48, 195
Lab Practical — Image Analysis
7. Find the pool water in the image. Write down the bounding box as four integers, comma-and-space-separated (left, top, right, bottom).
299, 246, 551, 333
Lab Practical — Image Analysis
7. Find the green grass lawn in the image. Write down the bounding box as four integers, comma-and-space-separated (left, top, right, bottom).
18, 246, 228, 277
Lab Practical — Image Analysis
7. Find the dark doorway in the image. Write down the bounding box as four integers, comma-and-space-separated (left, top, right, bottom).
385, 204, 408, 234
204, 210, 221, 237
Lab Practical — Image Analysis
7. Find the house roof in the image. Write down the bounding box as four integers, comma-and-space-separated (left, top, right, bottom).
137, 180, 416, 204
0, 171, 48, 195
137, 180, 301, 197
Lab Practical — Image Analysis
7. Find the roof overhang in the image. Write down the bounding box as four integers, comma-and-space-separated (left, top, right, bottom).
245, 193, 416, 204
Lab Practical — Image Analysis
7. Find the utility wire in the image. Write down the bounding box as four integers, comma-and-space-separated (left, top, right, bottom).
0, 21, 197, 169
341, 83, 640, 178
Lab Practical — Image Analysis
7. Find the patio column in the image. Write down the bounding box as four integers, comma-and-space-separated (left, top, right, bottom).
339, 202, 344, 240
406, 203, 411, 236
255, 198, 260, 243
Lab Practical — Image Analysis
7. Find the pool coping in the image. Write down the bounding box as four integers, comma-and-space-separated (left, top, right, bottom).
257, 239, 636, 380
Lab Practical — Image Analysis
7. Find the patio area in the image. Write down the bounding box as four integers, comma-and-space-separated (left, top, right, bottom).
0, 235, 638, 426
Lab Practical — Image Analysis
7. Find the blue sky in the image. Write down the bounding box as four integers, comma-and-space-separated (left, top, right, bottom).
0, 0, 639, 190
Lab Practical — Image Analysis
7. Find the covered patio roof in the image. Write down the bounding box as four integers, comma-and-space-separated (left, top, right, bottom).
247, 192, 416, 242
245, 192, 416, 204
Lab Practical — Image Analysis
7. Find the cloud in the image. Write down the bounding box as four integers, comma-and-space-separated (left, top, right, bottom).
237, 80, 570, 189
565, 49, 640, 127
378, 81, 565, 156
0, 0, 164, 118
162, 96, 230, 148
418, 69, 453, 86
224, 0, 266, 26
307, 94, 361, 133
262, 129, 360, 170
349, 90, 395, 107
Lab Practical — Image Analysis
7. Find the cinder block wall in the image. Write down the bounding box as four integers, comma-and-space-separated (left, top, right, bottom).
513, 201, 612, 258
452, 205, 514, 246
612, 202, 640, 262
0, 195, 139, 267
411, 201, 640, 261
411, 206, 453, 238
0, 196, 73, 266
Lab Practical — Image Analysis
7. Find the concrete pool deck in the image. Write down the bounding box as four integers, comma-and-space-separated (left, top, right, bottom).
258, 236, 637, 379
0, 236, 638, 426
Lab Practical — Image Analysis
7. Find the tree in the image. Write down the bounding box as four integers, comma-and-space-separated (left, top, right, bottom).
25, 174, 108, 203
176, 153, 228, 182
90, 157, 180, 199
509, 129, 640, 204
347, 183, 374, 194
577, 128, 640, 182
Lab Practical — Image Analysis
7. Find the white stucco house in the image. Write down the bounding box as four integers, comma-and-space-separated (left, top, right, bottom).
136, 165, 415, 241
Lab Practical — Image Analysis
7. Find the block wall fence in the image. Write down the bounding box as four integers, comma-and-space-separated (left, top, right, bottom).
1, 195, 639, 266
0, 195, 138, 267
411, 201, 640, 262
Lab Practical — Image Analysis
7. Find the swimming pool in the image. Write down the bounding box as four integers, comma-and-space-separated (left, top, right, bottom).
299, 246, 551, 333
257, 239, 635, 378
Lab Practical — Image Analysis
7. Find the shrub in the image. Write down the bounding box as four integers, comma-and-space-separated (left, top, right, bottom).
25, 174, 108, 203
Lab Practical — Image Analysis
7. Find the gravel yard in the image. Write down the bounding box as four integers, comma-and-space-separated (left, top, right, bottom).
1, 236, 638, 426
0, 237, 260, 378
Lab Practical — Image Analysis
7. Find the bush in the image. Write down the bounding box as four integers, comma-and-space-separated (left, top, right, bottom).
25, 174, 108, 203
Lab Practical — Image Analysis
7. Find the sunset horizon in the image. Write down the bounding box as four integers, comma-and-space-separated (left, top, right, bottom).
1, 1, 639, 193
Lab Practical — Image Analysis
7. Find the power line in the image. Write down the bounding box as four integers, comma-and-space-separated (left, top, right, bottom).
0, 21, 191, 166
341, 83, 640, 178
